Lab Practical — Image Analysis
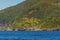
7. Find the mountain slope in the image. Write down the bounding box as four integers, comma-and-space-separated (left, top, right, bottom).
0, 0, 60, 30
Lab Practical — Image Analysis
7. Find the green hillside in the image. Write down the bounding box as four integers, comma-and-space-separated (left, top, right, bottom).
0, 0, 60, 30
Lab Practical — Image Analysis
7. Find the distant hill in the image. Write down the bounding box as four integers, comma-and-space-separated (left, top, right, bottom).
0, 0, 60, 30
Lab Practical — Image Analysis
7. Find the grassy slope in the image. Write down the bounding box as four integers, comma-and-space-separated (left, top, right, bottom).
0, 0, 60, 30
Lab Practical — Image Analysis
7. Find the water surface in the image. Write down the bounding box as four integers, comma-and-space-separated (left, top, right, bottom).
0, 31, 60, 40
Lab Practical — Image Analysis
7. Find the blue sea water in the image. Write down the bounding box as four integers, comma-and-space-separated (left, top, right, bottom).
0, 31, 60, 40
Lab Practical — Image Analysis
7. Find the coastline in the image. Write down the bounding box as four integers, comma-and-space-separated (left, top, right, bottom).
0, 28, 60, 31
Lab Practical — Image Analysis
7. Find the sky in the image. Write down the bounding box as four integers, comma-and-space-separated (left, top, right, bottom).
0, 0, 25, 10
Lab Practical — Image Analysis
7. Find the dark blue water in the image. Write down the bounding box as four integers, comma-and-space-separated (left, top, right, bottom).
0, 31, 60, 40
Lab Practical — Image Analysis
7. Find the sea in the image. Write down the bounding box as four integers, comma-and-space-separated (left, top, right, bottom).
0, 30, 60, 40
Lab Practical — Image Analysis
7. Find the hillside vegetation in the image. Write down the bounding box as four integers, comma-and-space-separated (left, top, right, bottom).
0, 0, 60, 30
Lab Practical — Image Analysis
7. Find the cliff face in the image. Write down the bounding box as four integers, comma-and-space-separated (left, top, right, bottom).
0, 0, 60, 30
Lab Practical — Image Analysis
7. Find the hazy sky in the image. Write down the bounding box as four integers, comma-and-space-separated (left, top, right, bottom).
0, 0, 25, 10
